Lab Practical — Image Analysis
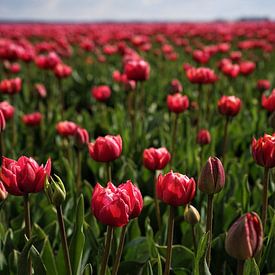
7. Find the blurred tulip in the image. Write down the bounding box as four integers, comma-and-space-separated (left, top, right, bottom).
196, 129, 211, 145
0, 101, 15, 120
257, 79, 271, 92
56, 121, 78, 137
75, 127, 89, 147
124, 59, 150, 81
262, 89, 275, 112
170, 79, 183, 93
218, 95, 242, 117
186, 67, 218, 84
0, 181, 8, 201
91, 85, 111, 102
22, 112, 42, 126
34, 83, 47, 98
225, 212, 263, 260
198, 157, 225, 194
54, 63, 72, 78
167, 93, 189, 113
157, 171, 196, 206
88, 135, 122, 163
240, 61, 256, 76
0, 77, 22, 95
0, 156, 51, 196
143, 147, 171, 171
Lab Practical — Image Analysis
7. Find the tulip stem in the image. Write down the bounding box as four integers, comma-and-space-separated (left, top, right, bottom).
100, 226, 114, 275
111, 225, 127, 275
191, 224, 197, 253
221, 116, 229, 164
154, 170, 161, 230
56, 205, 72, 275
0, 132, 5, 158
197, 84, 202, 132
58, 78, 64, 119
170, 113, 179, 168
206, 194, 214, 267
24, 194, 32, 275
76, 150, 82, 193
106, 162, 112, 182
164, 206, 175, 275
237, 260, 244, 275
262, 167, 269, 231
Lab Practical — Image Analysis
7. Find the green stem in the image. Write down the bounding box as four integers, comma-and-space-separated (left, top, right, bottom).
24, 194, 32, 275
206, 194, 214, 267
58, 78, 64, 119
106, 162, 112, 182
170, 113, 179, 168
56, 205, 72, 275
76, 150, 82, 193
154, 171, 161, 230
0, 132, 5, 157
262, 167, 269, 231
197, 84, 202, 132
100, 226, 114, 275
237, 260, 244, 275
111, 225, 127, 275
221, 117, 229, 164
191, 224, 197, 253
164, 206, 175, 275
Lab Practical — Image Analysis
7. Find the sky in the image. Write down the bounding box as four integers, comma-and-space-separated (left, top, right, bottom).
0, 0, 275, 22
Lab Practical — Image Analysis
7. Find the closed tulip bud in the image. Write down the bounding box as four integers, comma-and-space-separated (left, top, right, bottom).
75, 127, 89, 148
45, 175, 66, 207
143, 147, 171, 171
257, 79, 271, 92
167, 93, 189, 113
88, 135, 122, 163
170, 79, 183, 93
56, 121, 78, 137
0, 110, 6, 132
196, 129, 211, 145
225, 212, 263, 260
198, 157, 225, 194
54, 63, 72, 78
0, 181, 8, 201
22, 112, 42, 126
251, 134, 275, 168
184, 205, 200, 225
91, 85, 111, 102
218, 95, 242, 117
262, 89, 275, 112
239, 61, 256, 76
0, 156, 51, 196
157, 171, 196, 207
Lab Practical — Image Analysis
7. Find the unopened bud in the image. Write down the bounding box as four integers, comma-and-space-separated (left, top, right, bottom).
184, 205, 200, 225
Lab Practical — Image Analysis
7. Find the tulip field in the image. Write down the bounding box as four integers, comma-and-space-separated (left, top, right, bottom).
0, 21, 275, 275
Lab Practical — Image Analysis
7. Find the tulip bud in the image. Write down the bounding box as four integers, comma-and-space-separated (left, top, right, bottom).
198, 157, 225, 194
45, 175, 66, 207
184, 205, 200, 225
0, 181, 8, 201
225, 212, 263, 260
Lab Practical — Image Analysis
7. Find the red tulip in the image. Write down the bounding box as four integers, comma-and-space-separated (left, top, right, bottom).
88, 135, 122, 163
0, 78, 22, 95
225, 212, 263, 260
262, 89, 275, 112
156, 171, 196, 207
124, 59, 150, 81
22, 112, 42, 126
0, 156, 51, 196
192, 50, 210, 64
75, 127, 89, 147
0, 110, 6, 132
218, 95, 242, 117
91, 85, 111, 102
0, 101, 15, 120
186, 67, 218, 84
251, 134, 275, 168
112, 70, 121, 82
221, 63, 240, 78
167, 93, 189, 113
56, 121, 78, 137
0, 181, 8, 201
143, 147, 171, 171
229, 51, 242, 62
170, 79, 183, 93
257, 80, 271, 92
91, 181, 142, 227
54, 63, 72, 78
196, 129, 211, 145
34, 83, 47, 98
240, 61, 256, 76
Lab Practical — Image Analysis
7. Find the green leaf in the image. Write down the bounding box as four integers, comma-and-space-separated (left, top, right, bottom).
194, 232, 209, 275
69, 195, 85, 275
30, 244, 47, 275
82, 263, 93, 275
41, 237, 58, 275
143, 260, 153, 275
244, 258, 260, 275
157, 253, 163, 275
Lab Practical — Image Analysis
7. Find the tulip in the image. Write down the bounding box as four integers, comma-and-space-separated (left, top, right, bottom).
0, 181, 8, 201
88, 135, 122, 163
56, 121, 78, 137
196, 129, 211, 146
124, 59, 150, 81
192, 50, 210, 64
262, 89, 275, 112
0, 77, 22, 95
91, 85, 111, 102
257, 79, 271, 92
34, 83, 47, 98
53, 63, 72, 78
143, 147, 171, 171
239, 61, 256, 76
225, 212, 263, 275
170, 79, 183, 93
198, 156, 225, 266
157, 171, 195, 275
186, 67, 218, 85
0, 101, 15, 120
251, 134, 275, 229
166, 93, 189, 114
22, 112, 42, 126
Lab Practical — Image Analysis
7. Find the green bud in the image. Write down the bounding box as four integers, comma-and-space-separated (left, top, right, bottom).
44, 175, 66, 207
184, 205, 200, 225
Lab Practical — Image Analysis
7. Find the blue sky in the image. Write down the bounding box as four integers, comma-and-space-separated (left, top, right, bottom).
0, 0, 274, 21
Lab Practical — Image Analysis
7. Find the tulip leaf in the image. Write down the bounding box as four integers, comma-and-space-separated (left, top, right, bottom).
41, 237, 58, 275
143, 260, 153, 275
82, 263, 93, 275
194, 232, 209, 275
30, 244, 47, 275
69, 194, 85, 275
244, 258, 260, 275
